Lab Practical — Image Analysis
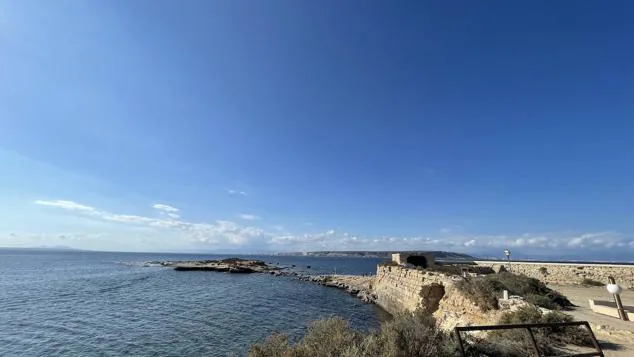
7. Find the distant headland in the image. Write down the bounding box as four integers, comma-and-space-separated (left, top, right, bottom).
276, 250, 475, 260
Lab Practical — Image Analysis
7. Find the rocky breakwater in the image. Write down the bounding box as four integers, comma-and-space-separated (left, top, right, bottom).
270, 271, 378, 304
146, 258, 280, 274
309, 274, 377, 304
146, 258, 378, 304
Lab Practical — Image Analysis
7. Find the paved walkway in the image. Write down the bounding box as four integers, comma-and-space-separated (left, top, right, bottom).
551, 285, 634, 357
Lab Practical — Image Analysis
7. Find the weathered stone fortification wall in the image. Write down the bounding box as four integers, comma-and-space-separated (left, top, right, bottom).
373, 265, 500, 330
374, 265, 448, 315
474, 261, 634, 289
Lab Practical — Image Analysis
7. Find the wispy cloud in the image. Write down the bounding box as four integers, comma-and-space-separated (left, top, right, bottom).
228, 190, 247, 196
33, 199, 266, 247
152, 203, 179, 212
31, 199, 634, 256
34, 200, 96, 212
239, 214, 260, 220
267, 229, 634, 256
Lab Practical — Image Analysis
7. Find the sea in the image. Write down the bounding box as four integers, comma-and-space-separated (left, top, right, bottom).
0, 250, 388, 357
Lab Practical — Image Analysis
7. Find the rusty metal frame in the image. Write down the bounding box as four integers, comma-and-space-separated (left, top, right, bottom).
454, 321, 604, 357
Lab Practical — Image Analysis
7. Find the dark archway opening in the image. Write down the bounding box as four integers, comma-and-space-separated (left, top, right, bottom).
406, 255, 428, 268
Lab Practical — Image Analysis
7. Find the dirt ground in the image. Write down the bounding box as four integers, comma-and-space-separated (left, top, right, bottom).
550, 285, 634, 357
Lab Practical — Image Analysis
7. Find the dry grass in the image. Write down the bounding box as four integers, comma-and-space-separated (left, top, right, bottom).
466, 306, 595, 357
249, 307, 592, 357
249, 313, 458, 357
580, 278, 604, 287
456, 272, 573, 311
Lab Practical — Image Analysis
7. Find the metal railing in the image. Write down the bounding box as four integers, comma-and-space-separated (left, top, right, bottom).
454, 321, 604, 357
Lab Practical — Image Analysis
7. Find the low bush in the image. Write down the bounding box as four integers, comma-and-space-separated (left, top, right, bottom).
249, 313, 458, 357
456, 272, 573, 311
379, 260, 399, 267
580, 278, 604, 287
250, 308, 592, 357
455, 276, 503, 311
429, 264, 494, 276
467, 306, 594, 357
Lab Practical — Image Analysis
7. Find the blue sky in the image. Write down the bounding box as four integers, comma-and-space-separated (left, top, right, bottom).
1, 1, 633, 259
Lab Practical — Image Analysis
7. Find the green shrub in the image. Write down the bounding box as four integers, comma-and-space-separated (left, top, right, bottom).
465, 306, 594, 357
369, 312, 458, 357
427, 264, 465, 275
248, 313, 458, 357
455, 277, 504, 311
249, 309, 593, 357
379, 260, 399, 267
250, 307, 597, 357
456, 272, 573, 311
295, 317, 363, 356
580, 278, 604, 287
249, 334, 293, 357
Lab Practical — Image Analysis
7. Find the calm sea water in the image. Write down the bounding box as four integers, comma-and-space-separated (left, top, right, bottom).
0, 250, 387, 356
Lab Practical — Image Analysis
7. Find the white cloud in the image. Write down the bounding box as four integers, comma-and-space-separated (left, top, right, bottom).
29, 199, 634, 256
34, 200, 96, 212
33, 199, 267, 248
266, 229, 634, 256
228, 190, 247, 196
152, 204, 179, 212
239, 214, 260, 220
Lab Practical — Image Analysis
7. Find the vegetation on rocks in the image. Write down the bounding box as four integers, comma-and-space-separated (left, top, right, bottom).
427, 264, 495, 276
580, 278, 604, 287
456, 272, 573, 311
466, 306, 594, 357
249, 313, 458, 357
378, 260, 399, 267
249, 307, 593, 357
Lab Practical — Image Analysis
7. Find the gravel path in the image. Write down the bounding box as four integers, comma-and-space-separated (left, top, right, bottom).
551, 285, 634, 356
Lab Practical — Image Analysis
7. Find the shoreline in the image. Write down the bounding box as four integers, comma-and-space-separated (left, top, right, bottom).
146, 258, 379, 305
274, 271, 378, 304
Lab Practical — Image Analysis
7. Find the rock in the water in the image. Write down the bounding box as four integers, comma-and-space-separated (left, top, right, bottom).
156, 258, 280, 274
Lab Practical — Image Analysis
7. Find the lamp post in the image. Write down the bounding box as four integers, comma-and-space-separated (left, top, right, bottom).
504, 249, 512, 272
607, 276, 629, 321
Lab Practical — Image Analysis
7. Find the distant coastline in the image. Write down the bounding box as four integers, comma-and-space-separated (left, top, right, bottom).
2, 247, 632, 265
0, 246, 84, 252
475, 258, 634, 266
276, 250, 475, 260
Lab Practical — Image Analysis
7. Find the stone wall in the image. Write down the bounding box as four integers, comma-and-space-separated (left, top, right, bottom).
374, 265, 449, 314
373, 265, 500, 330
474, 261, 634, 289
391, 253, 436, 267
